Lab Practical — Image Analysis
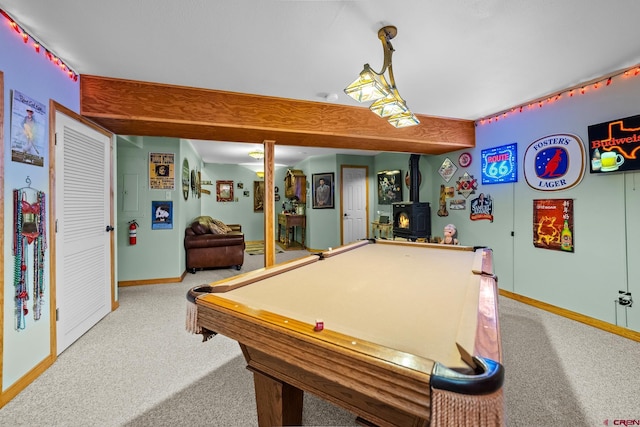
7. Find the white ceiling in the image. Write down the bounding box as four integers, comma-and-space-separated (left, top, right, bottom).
3, 0, 640, 165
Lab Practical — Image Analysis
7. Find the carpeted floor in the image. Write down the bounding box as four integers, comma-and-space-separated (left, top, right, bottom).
1, 247, 639, 426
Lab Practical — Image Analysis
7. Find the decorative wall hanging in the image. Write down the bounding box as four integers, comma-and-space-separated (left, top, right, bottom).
437, 184, 448, 217
151, 201, 173, 229
438, 158, 458, 182
449, 199, 466, 210
11, 90, 45, 167
254, 181, 265, 212
588, 113, 640, 174
455, 172, 478, 199
312, 172, 334, 209
182, 158, 190, 200
13, 177, 47, 330
470, 193, 494, 222
523, 134, 585, 191
481, 143, 518, 185
533, 199, 574, 252
149, 152, 175, 189
458, 152, 472, 168
216, 180, 234, 202
377, 170, 402, 204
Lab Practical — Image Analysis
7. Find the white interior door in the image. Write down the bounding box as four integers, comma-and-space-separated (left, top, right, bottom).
55, 110, 113, 354
342, 167, 367, 244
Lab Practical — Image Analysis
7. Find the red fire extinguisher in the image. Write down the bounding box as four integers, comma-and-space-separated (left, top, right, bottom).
128, 220, 138, 245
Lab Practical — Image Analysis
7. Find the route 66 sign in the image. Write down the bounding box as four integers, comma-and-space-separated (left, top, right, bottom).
481, 143, 518, 184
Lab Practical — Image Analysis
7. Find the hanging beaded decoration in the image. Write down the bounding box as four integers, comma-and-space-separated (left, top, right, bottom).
13, 182, 47, 330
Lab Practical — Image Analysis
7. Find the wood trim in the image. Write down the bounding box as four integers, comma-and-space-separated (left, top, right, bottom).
264, 140, 276, 267
0, 353, 54, 407
118, 276, 185, 287
0, 70, 4, 397
79, 75, 475, 155
499, 289, 640, 342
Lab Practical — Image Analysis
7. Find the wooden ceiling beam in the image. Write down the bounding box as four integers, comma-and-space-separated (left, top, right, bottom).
80, 75, 474, 155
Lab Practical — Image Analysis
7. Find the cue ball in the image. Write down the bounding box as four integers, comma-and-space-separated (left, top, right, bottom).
314, 320, 324, 331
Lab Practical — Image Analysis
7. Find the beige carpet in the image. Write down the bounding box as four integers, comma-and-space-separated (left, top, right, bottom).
1, 247, 639, 426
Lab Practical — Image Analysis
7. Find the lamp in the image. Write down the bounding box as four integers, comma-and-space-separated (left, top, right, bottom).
256, 171, 265, 178
344, 26, 419, 128
248, 150, 264, 160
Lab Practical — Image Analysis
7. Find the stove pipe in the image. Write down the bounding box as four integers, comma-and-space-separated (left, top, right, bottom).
409, 154, 420, 202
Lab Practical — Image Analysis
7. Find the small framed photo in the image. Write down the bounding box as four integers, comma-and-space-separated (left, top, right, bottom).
151, 201, 173, 229
216, 180, 234, 202
312, 172, 334, 209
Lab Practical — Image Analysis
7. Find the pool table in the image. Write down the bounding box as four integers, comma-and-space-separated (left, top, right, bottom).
188, 239, 504, 427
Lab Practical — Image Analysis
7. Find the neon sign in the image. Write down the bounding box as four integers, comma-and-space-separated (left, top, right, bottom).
481, 143, 518, 184
588, 114, 640, 174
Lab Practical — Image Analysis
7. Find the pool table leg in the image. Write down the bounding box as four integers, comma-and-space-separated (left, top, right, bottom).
252, 369, 303, 426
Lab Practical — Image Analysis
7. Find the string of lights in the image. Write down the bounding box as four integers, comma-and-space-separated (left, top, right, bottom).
476, 64, 640, 126
1, 8, 78, 81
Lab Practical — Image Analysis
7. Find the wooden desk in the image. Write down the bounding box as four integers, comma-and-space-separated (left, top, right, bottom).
278, 214, 306, 248
371, 221, 393, 239
191, 240, 503, 427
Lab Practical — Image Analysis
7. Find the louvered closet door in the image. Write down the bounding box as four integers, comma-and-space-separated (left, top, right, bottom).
55, 111, 112, 355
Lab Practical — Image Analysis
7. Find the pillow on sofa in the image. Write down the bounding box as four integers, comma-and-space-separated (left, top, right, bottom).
211, 218, 232, 233
191, 216, 232, 235
191, 221, 210, 235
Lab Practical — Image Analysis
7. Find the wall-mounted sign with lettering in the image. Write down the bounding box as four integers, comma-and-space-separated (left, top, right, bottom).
523, 134, 585, 191
588, 114, 640, 174
481, 143, 518, 185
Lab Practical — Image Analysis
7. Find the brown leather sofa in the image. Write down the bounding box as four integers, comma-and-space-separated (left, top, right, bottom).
184, 219, 245, 273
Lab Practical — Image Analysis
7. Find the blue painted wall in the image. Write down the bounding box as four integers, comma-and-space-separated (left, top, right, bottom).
1, 19, 80, 390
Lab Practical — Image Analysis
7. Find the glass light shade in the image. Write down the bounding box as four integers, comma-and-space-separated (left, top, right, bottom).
344, 69, 391, 103
256, 171, 265, 178
388, 112, 420, 128
369, 94, 408, 118
248, 150, 264, 160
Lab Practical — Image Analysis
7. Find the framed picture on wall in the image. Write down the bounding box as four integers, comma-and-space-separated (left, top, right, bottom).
151, 201, 173, 230
377, 170, 402, 204
312, 172, 334, 209
216, 180, 234, 202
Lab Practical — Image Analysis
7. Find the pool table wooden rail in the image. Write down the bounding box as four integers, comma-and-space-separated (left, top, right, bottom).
197, 293, 436, 426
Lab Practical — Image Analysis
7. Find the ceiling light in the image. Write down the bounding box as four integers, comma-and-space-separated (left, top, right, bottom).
256, 171, 265, 178
344, 26, 419, 128
248, 150, 264, 160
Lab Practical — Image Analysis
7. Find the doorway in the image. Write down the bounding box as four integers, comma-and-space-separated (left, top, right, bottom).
341, 166, 368, 245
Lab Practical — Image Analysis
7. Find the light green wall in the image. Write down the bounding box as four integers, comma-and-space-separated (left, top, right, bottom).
424, 75, 640, 331
116, 137, 199, 282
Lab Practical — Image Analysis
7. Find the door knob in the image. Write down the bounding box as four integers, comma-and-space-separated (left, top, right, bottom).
105, 225, 114, 232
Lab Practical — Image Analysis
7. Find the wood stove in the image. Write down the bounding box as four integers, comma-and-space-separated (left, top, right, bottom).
392, 154, 431, 241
